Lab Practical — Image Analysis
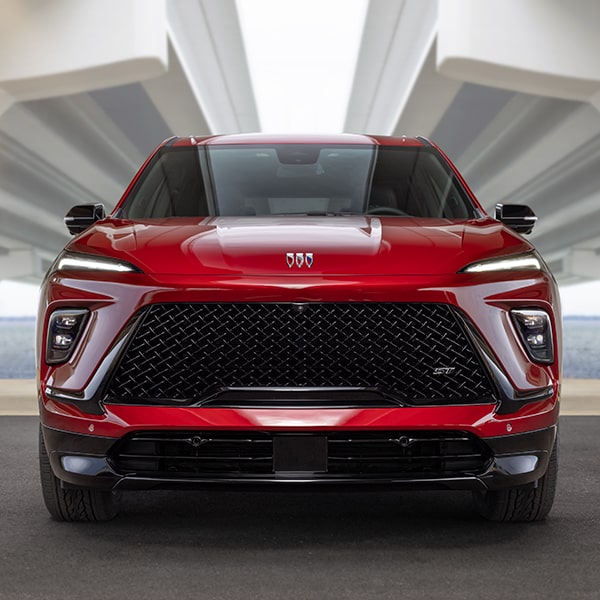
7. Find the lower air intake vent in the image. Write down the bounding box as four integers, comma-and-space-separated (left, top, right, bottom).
109, 430, 492, 480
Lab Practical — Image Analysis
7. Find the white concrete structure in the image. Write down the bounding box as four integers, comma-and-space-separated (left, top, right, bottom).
346, 0, 600, 283
0, 0, 259, 280
1, 0, 599, 284
0, 0, 167, 111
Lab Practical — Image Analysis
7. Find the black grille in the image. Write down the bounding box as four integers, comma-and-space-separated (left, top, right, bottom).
109, 430, 492, 479
112, 432, 273, 476
106, 303, 495, 406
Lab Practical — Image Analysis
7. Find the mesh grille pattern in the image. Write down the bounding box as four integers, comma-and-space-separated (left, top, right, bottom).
109, 430, 492, 479
106, 303, 495, 405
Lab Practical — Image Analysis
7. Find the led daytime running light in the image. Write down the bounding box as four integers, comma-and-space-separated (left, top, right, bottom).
56, 253, 140, 273
462, 253, 541, 274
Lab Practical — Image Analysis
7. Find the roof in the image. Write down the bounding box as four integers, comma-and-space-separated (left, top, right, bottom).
169, 133, 429, 147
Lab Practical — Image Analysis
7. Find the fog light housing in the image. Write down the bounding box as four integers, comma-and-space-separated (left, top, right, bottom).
46, 309, 89, 364
511, 309, 554, 364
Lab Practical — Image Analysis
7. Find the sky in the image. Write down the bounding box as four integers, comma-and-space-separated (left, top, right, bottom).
0, 0, 598, 317
236, 0, 368, 132
0, 280, 39, 317
559, 281, 600, 316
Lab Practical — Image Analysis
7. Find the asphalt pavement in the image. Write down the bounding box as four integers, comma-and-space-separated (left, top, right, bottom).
1, 415, 599, 600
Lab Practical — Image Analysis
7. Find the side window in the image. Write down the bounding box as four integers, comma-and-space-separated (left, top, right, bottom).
124, 149, 208, 218
421, 155, 470, 219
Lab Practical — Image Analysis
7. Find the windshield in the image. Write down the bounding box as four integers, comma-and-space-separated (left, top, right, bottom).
121, 144, 476, 219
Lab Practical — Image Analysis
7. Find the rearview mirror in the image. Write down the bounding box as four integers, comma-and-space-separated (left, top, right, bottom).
495, 203, 537, 235
64, 204, 106, 235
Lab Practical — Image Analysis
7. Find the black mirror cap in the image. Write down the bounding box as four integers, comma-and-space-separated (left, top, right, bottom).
64, 204, 106, 235
495, 203, 537, 235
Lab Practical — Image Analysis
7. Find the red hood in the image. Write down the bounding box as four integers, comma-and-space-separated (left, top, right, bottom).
74, 216, 531, 276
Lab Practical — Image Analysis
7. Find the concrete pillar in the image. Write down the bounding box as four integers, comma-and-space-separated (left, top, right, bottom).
568, 248, 600, 279
437, 0, 600, 110
0, 0, 168, 116
0, 249, 37, 279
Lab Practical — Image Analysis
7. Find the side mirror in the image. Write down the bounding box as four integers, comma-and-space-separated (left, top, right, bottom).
495, 203, 537, 235
64, 204, 106, 235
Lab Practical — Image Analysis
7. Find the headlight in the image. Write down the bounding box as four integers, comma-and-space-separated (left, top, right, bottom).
511, 309, 554, 364
460, 252, 541, 274
46, 309, 89, 364
53, 251, 142, 273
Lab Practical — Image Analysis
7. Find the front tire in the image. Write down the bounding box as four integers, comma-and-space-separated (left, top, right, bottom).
39, 426, 120, 522
473, 438, 558, 522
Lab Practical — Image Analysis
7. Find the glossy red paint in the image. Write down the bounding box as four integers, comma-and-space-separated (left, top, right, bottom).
37, 134, 561, 521
41, 400, 559, 445
40, 269, 559, 393
69, 216, 531, 277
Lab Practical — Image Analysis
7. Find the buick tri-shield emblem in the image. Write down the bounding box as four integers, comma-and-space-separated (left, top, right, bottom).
286, 252, 313, 268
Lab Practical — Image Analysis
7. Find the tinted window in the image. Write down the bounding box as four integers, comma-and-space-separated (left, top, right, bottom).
125, 149, 208, 219
121, 145, 476, 219
368, 147, 472, 219
208, 145, 374, 216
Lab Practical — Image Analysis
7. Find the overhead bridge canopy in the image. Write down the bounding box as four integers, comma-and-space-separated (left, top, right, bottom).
0, 0, 599, 285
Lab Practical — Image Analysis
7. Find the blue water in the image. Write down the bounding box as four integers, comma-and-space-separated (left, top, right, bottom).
0, 318, 36, 378
562, 318, 600, 379
1, 316, 599, 379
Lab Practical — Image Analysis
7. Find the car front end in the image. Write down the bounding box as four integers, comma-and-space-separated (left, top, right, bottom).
37, 134, 560, 521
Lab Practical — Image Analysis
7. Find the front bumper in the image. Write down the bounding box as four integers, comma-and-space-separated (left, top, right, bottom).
41, 418, 557, 493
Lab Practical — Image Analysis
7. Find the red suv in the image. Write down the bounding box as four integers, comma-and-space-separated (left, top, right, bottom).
38, 134, 560, 522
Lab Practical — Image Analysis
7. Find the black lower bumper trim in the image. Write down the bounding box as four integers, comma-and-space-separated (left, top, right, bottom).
41, 424, 557, 492
478, 425, 557, 490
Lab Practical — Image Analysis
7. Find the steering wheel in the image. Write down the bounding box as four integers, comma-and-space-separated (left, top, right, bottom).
366, 206, 409, 216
